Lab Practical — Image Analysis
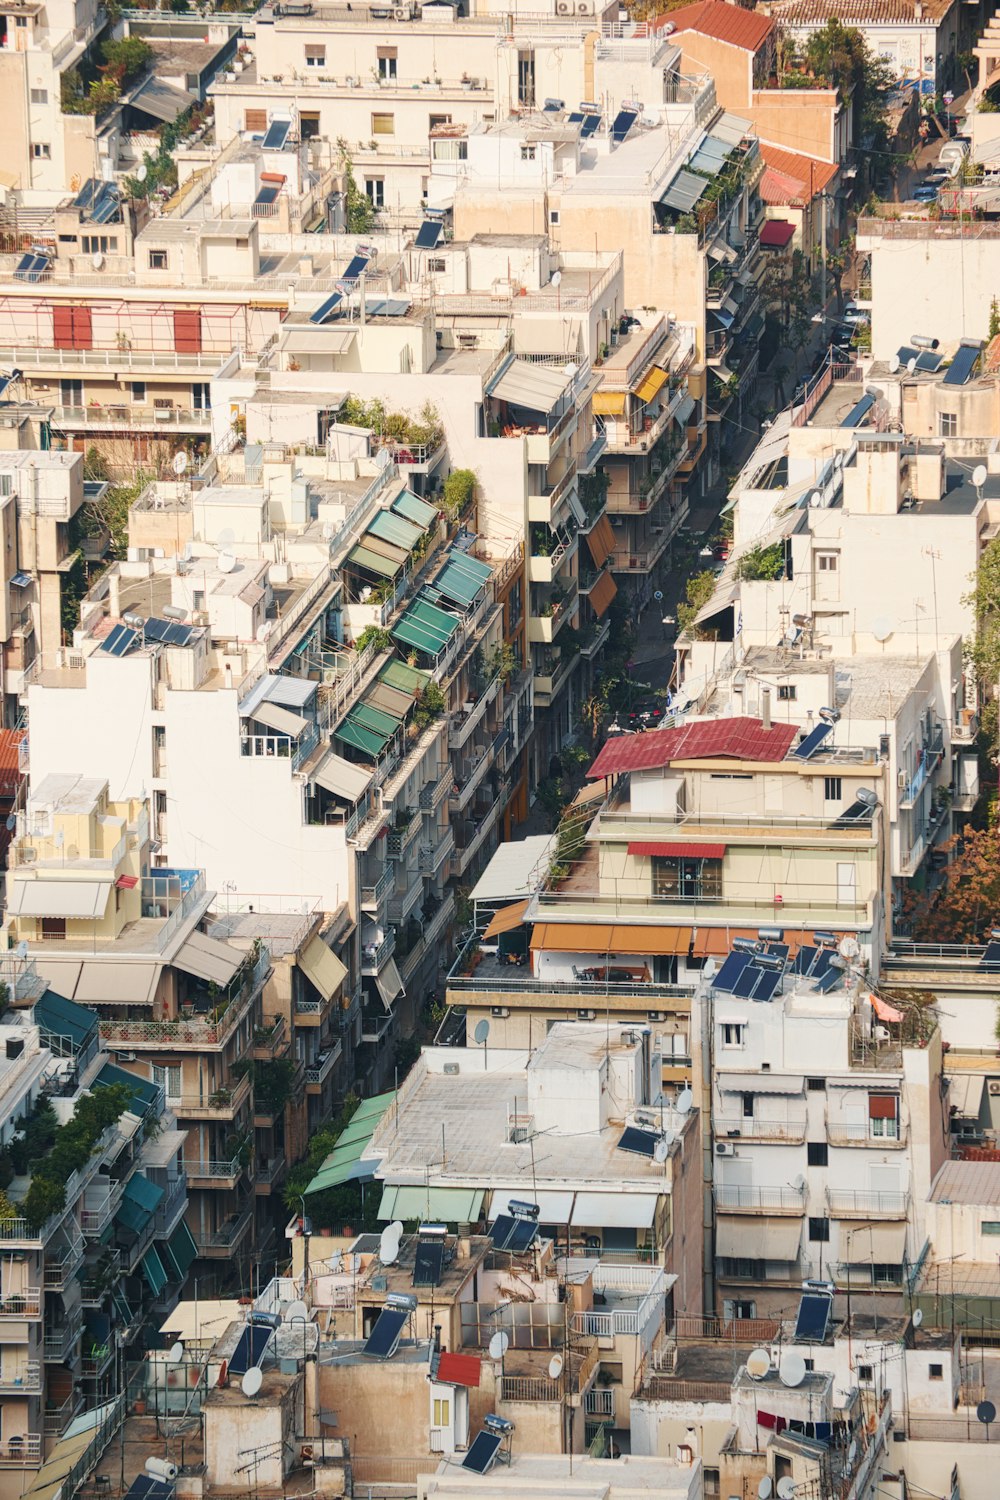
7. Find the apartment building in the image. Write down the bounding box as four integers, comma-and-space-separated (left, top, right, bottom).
762, 0, 962, 94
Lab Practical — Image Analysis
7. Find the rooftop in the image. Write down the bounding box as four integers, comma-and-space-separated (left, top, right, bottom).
766, 0, 954, 22
422, 1453, 699, 1498
587, 717, 799, 779
929, 1159, 1000, 1206
759, 145, 838, 203
660, 0, 774, 48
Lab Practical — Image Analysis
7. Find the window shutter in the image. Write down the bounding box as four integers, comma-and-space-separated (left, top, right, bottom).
52, 305, 74, 349
72, 306, 93, 350
244, 109, 267, 132
868, 1094, 898, 1119
173, 310, 202, 354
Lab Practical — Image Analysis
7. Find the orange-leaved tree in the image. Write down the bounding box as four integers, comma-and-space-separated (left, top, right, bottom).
907, 826, 1000, 943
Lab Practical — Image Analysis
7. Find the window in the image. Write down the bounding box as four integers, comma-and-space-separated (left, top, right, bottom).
0, 474, 11, 497
807, 1142, 828, 1167
520, 144, 537, 162
858, 1364, 873, 1383
939, 412, 957, 438
192, 382, 211, 411
431, 137, 467, 161
807, 1077, 826, 1091
929, 1364, 943, 1380
721, 1022, 744, 1049
149, 250, 168, 270
365, 177, 385, 208
427, 257, 446, 273
869, 1094, 898, 1138
300, 111, 320, 141
816, 551, 838, 572
981, 1221, 1000, 1235
777, 684, 796, 701
377, 46, 397, 79
724, 1299, 756, 1321
53, 306, 92, 351
173, 310, 202, 354
428, 113, 451, 129
719, 1257, 763, 1279
82, 235, 117, 255
704, 1468, 720, 1499
131, 382, 146, 402
245, 109, 267, 132
432, 1397, 450, 1426
550, 209, 560, 225
517, 47, 535, 106
742, 1092, 754, 1119
873, 1263, 902, 1284
371, 112, 394, 136
41, 918, 65, 939
824, 776, 842, 802
304, 44, 325, 67
30, 88, 47, 104
871, 1114, 899, 1139
32, 143, 51, 160
60, 379, 83, 406
152, 1063, 181, 1100
808, 1217, 830, 1242
653, 855, 722, 901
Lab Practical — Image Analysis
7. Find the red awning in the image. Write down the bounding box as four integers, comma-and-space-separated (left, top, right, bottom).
628, 842, 725, 859
869, 1094, 898, 1120
115, 875, 138, 889
760, 219, 795, 249
436, 1351, 481, 1387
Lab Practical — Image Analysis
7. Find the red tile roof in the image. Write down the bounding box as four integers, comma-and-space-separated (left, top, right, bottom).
587, 717, 799, 779
658, 0, 774, 51
436, 1351, 481, 1388
760, 145, 838, 205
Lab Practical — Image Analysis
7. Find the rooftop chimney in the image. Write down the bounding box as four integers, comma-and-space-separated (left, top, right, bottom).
433, 1324, 442, 1353
761, 685, 772, 732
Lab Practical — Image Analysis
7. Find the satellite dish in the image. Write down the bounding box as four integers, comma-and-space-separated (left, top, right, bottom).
375, 447, 391, 471
488, 1331, 509, 1361
808, 491, 821, 508
676, 1087, 693, 1115
973, 464, 988, 489
746, 1348, 771, 1380
907, 358, 917, 374
759, 1479, 773, 1500
169, 1341, 185, 1363
217, 550, 236, 574
871, 616, 894, 643
848, 1439, 858, 1463
777, 1480, 797, 1500
661, 1128, 676, 1148
286, 1300, 309, 1323
255, 623, 273, 643
379, 1226, 400, 1265
978, 1400, 996, 1425
888, 353, 900, 373
5, 815, 15, 832
474, 1018, 490, 1045
838, 935, 860, 959
563, 363, 578, 380
92, 251, 104, 271
912, 1308, 923, 1328
551, 271, 562, 287
703, 958, 717, 980
172, 451, 188, 476
136, 163, 148, 183
548, 1353, 563, 1380
779, 1351, 806, 1388
653, 1138, 669, 1164
792, 1174, 806, 1192
241, 1367, 263, 1398
16, 941, 27, 959
389, 1221, 404, 1241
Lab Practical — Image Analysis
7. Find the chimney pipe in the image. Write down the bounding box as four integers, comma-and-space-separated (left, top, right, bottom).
433, 1324, 442, 1353
303, 1353, 319, 1440
761, 685, 772, 731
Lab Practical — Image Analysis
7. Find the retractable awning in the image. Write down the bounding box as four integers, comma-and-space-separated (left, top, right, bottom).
593, 390, 627, 416
393, 491, 438, 528
379, 659, 428, 695
839, 1221, 906, 1261
7, 879, 111, 920
312, 752, 373, 801
716, 1216, 802, 1259
634, 365, 669, 403
174, 932, 243, 987
586, 515, 616, 570
490, 359, 572, 415
251, 702, 308, 737
392, 598, 460, 658
530, 922, 691, 956
305, 1090, 395, 1194
366, 681, 415, 720
572, 1192, 658, 1228
33, 990, 98, 1051
336, 713, 392, 758
717, 1073, 805, 1095
482, 900, 530, 940
75, 961, 160, 1006
675, 394, 696, 428
430, 550, 492, 609
375, 957, 404, 1008
347, 543, 402, 579
660, 169, 707, 213
367, 509, 424, 553
299, 935, 347, 1000
588, 570, 617, 618
378, 1185, 484, 1223
489, 1187, 574, 1222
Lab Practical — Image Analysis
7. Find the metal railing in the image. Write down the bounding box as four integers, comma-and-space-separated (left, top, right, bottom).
43, 1233, 85, 1287
253, 1016, 286, 1058
827, 1121, 906, 1147
714, 1184, 805, 1211
99, 948, 268, 1048
0, 1288, 41, 1318
186, 1155, 245, 1182
0, 344, 221, 371
826, 1189, 908, 1216
362, 931, 396, 971
714, 1115, 807, 1143
305, 1042, 342, 1087
0, 1434, 42, 1464
0, 1362, 41, 1393
361, 866, 394, 907
52, 403, 212, 430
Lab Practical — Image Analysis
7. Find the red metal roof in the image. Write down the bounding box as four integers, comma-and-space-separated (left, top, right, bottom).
760, 219, 796, 249
436, 1351, 481, 1388
628, 842, 726, 859
0, 730, 26, 796
588, 718, 799, 780
760, 146, 838, 203
658, 0, 774, 50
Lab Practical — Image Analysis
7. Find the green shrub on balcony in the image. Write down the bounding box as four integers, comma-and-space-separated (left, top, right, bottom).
19, 1085, 133, 1232
736, 542, 786, 582
443, 468, 476, 523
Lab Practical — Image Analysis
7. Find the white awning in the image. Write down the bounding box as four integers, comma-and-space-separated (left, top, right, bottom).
571, 1192, 658, 1229
512, 319, 581, 358
173, 931, 243, 986
470, 835, 553, 905
298, 934, 347, 1000
75, 961, 161, 1006
674, 394, 696, 428
947, 1073, 985, 1117
142, 1128, 188, 1168
717, 1073, 805, 1095
693, 584, 739, 627
716, 1216, 802, 1260
281, 328, 357, 356
250, 702, 308, 737
7, 878, 111, 920
312, 752, 373, 802
713, 111, 754, 146
839, 1221, 906, 1262
158, 1299, 245, 1345
490, 358, 572, 415
489, 1188, 575, 1223
375, 957, 404, 1008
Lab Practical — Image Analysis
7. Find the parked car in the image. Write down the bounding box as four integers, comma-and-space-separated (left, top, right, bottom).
842, 304, 869, 325
912, 185, 939, 202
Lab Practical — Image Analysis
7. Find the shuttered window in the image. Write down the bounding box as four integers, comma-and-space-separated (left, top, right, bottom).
868, 1094, 898, 1119
173, 310, 202, 354
52, 305, 93, 350
245, 109, 267, 132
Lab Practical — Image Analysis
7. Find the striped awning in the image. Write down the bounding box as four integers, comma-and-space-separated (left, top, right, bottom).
392, 598, 460, 658
593, 390, 627, 416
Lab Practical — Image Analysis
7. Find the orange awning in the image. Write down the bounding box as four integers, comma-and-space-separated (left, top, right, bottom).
586, 515, 616, 570
588, 569, 618, 619
593, 390, 627, 416
482, 900, 530, 941
692, 928, 838, 957
532, 922, 691, 956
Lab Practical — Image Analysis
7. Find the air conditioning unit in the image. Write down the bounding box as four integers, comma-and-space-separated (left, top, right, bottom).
118, 1051, 137, 1062
989, 1082, 1000, 1096
715, 1141, 736, 1157
491, 1006, 510, 1018
648, 1011, 665, 1022
578, 1008, 596, 1020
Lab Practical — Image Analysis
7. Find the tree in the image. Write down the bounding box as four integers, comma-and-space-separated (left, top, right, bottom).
907, 827, 1000, 943
442, 468, 475, 523
990, 297, 1000, 342
736, 542, 786, 581
677, 570, 718, 634
802, 20, 894, 150
963, 536, 1000, 704
336, 139, 377, 234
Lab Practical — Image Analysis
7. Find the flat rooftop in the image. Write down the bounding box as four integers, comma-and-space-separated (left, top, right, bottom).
355, 1233, 492, 1306
423, 1452, 698, 1497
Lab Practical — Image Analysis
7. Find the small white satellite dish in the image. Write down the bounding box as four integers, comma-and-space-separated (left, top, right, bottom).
746, 1348, 771, 1380
379, 1226, 400, 1265
759, 1479, 773, 1500
973, 464, 988, 490
390, 1221, 404, 1241
375, 447, 391, 472
168, 1341, 185, 1363
907, 357, 917, 374
676, 1087, 693, 1115
792, 1174, 806, 1192
241, 1366, 263, 1398
255, 622, 272, 643
548, 1353, 563, 1380
136, 163, 148, 183
779, 1351, 806, 1388
839, 935, 860, 960
848, 1439, 858, 1463
551, 271, 562, 287
661, 1127, 676, 1148
217, 550, 236, 574
913, 1307, 923, 1328
703, 958, 717, 980
172, 451, 188, 476
808, 491, 822, 508
286, 1300, 309, 1323
777, 1480, 796, 1500
872, 616, 894, 643
488, 1331, 509, 1361
653, 1138, 669, 1164
563, 362, 578, 380
888, 353, 900, 373
92, 251, 104, 271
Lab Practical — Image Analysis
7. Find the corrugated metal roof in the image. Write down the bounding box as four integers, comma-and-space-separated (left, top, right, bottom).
930, 1159, 1000, 1205
588, 717, 799, 779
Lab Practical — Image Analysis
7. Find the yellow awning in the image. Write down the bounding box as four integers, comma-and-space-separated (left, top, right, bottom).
588, 570, 618, 619
298, 934, 347, 1000
586, 514, 616, 570
483, 900, 530, 940
593, 390, 627, 416
634, 365, 669, 403
531, 922, 691, 956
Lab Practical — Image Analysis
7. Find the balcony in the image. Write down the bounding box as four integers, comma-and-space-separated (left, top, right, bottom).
43, 1324, 81, 1361
0, 1362, 41, 1394
386, 808, 422, 859
193, 1206, 253, 1258
100, 949, 269, 1051
361, 1010, 393, 1045
52, 403, 212, 433
0, 1288, 41, 1319
305, 1041, 343, 1092
424, 893, 455, 950
527, 532, 578, 586
0, 1434, 42, 1467
419, 825, 455, 876
714, 1184, 806, 1214
584, 1388, 616, 1420
714, 1115, 807, 1144
388, 875, 424, 927
826, 1189, 909, 1218
81, 1342, 115, 1380
580, 617, 611, 660
80, 1182, 124, 1238
43, 1233, 85, 1289
174, 1072, 252, 1121
448, 675, 503, 752
255, 1153, 286, 1195
419, 772, 451, 814
361, 930, 396, 974
827, 1121, 907, 1148
0, 343, 220, 374
294, 994, 329, 1025
153, 1175, 188, 1238
252, 1015, 287, 1060
44, 1392, 84, 1439
361, 865, 395, 911
185, 1156, 246, 1190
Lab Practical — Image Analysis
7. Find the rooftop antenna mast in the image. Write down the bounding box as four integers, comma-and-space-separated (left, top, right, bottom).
235, 1442, 284, 1500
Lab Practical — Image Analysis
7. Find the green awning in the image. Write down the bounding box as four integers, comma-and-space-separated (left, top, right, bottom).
161, 1220, 198, 1280
392, 598, 460, 658
33, 990, 98, 1053
305, 1090, 396, 1195
365, 682, 413, 720
377, 1185, 484, 1224
335, 717, 390, 757
427, 551, 492, 609
347, 543, 402, 580
112, 1288, 134, 1325
393, 492, 438, 528
367, 509, 424, 553
95, 1062, 161, 1117
353, 701, 400, 738
116, 1173, 165, 1235
141, 1245, 168, 1296
379, 659, 428, 695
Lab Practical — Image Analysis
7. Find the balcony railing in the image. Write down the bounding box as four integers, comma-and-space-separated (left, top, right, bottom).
186, 1156, 246, 1185
826, 1189, 909, 1217
99, 949, 269, 1050
714, 1115, 807, 1143
43, 1233, 85, 1288
827, 1121, 906, 1147
305, 1042, 342, 1088
173, 1072, 251, 1120
0, 1288, 41, 1318
584, 1388, 616, 1418
0, 1434, 42, 1465
193, 1206, 253, 1254
0, 1362, 41, 1393
361, 866, 395, 908
362, 931, 396, 972
253, 1015, 286, 1059
714, 1184, 806, 1213
52, 403, 212, 431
